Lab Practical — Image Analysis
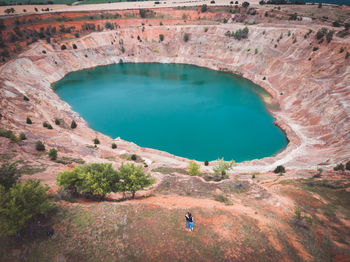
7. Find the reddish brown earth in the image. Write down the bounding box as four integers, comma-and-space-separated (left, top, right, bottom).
0, 5, 350, 261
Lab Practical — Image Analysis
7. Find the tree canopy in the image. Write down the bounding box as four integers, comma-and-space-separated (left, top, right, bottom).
118, 163, 154, 198
0, 180, 53, 236
57, 162, 154, 200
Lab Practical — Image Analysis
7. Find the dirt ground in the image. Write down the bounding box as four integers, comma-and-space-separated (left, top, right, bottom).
1, 170, 350, 261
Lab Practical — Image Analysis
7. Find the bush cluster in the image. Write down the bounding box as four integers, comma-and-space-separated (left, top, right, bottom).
57, 163, 154, 200
274, 165, 285, 174
0, 128, 20, 142
225, 27, 249, 40
0, 162, 53, 236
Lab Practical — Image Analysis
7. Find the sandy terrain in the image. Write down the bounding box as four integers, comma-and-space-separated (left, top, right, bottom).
0, 0, 263, 16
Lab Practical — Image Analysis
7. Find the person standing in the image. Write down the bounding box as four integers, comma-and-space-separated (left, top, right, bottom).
188, 213, 194, 231
185, 212, 190, 230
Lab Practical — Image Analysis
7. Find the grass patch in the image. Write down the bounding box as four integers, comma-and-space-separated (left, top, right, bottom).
214, 194, 232, 205
152, 166, 188, 175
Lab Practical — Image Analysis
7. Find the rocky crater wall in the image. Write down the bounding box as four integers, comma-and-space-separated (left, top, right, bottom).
1, 23, 349, 172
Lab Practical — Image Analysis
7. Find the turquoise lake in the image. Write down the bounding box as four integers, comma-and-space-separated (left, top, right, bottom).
54, 63, 288, 162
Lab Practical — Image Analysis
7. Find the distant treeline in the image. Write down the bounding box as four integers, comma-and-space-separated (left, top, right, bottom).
0, 0, 147, 6
259, 0, 349, 5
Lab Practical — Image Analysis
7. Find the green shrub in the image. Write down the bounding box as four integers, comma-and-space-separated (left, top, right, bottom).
105, 21, 114, 30
72, 43, 77, 49
93, 138, 100, 145
313, 46, 319, 51
326, 30, 334, 43
201, 4, 208, 12
184, 33, 189, 42
131, 154, 137, 161
23, 95, 29, 101
0, 162, 20, 190
26, 117, 32, 124
274, 165, 285, 174
339, 47, 344, 53
71, 120, 77, 129
346, 161, 350, 171
252, 174, 256, 179
316, 28, 327, 40
55, 118, 60, 125
242, 1, 249, 8
225, 27, 249, 40
43, 121, 53, 129
112, 143, 117, 149
49, 148, 57, 161
334, 163, 344, 171
204, 27, 208, 32
118, 162, 154, 198
346, 52, 350, 59
332, 21, 341, 27
61, 45, 67, 50
0, 128, 20, 142
57, 163, 119, 199
159, 34, 164, 41
139, 9, 147, 18
294, 206, 302, 220
204, 160, 209, 166
0, 179, 54, 236
19, 132, 26, 140
214, 194, 232, 205
35, 140, 45, 151
212, 158, 235, 179
187, 161, 201, 176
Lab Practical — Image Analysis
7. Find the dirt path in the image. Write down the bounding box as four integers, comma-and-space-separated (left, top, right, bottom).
0, 0, 262, 16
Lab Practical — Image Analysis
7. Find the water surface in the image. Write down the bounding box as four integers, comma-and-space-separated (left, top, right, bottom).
54, 63, 288, 162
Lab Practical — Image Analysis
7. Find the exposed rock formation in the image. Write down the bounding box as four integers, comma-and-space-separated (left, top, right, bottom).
0, 22, 349, 174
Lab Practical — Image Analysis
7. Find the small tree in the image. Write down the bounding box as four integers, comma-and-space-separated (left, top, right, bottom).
159, 34, 164, 41
139, 9, 147, 18
57, 167, 84, 194
0, 162, 20, 191
201, 4, 208, 12
80, 163, 119, 200
72, 44, 77, 49
0, 180, 54, 236
19, 132, 26, 140
55, 118, 60, 125
112, 143, 117, 149
61, 45, 67, 50
242, 1, 250, 8
334, 163, 344, 172
346, 161, 350, 171
184, 33, 189, 42
71, 120, 77, 129
187, 161, 201, 176
212, 158, 235, 179
26, 117, 32, 124
204, 160, 209, 166
35, 140, 45, 151
105, 22, 114, 30
93, 138, 100, 145
57, 163, 119, 199
49, 148, 57, 161
118, 163, 154, 199
274, 165, 285, 174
